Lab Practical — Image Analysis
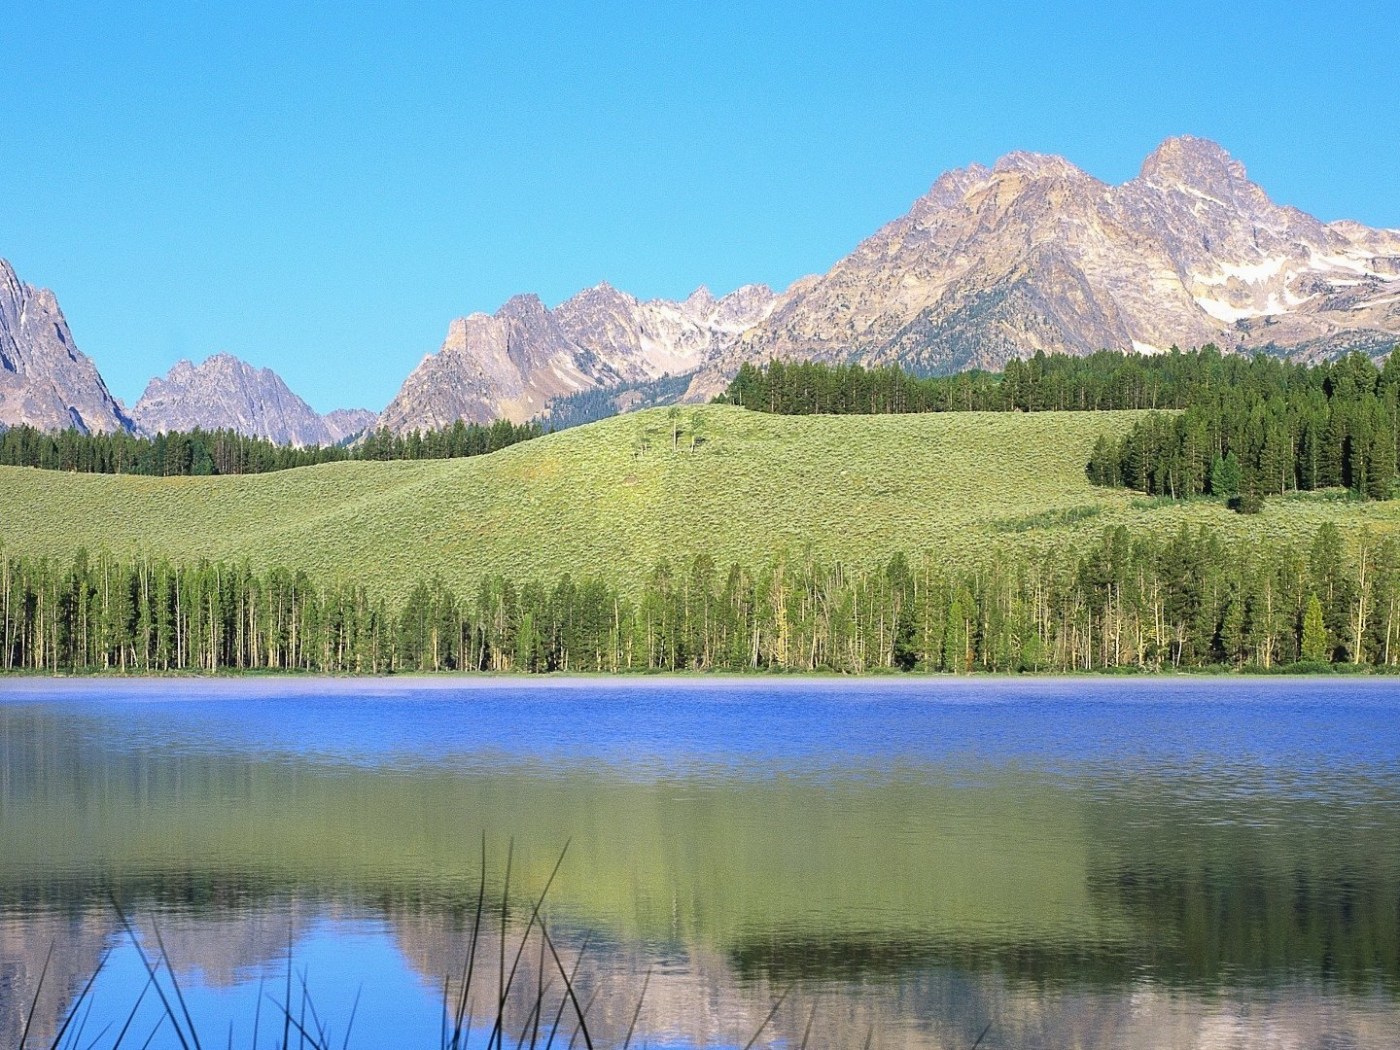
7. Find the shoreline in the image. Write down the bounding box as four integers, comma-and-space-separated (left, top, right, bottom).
0, 669, 1395, 699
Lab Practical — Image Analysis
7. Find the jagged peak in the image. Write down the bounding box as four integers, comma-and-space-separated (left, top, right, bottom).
443, 293, 553, 332
1137, 135, 1248, 191
499, 292, 548, 317
144, 352, 293, 399
918, 163, 992, 211
721, 283, 774, 302
565, 281, 638, 307
911, 151, 1091, 223
199, 352, 259, 377
684, 284, 716, 305
990, 150, 1089, 181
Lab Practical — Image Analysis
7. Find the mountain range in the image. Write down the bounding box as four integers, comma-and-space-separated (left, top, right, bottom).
3, 136, 1398, 442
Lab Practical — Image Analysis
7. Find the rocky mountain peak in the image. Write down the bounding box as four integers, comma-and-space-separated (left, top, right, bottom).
712, 284, 781, 330
1136, 135, 1251, 196
132, 353, 368, 447
498, 293, 550, 323
0, 258, 130, 433
691, 136, 1400, 387
914, 163, 993, 217
568, 281, 640, 313
991, 150, 1091, 182
323, 408, 378, 444
682, 286, 718, 315
380, 278, 789, 430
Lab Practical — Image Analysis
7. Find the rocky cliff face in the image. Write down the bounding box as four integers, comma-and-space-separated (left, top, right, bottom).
133, 353, 373, 447
0, 258, 131, 433
684, 136, 1400, 396
378, 284, 781, 430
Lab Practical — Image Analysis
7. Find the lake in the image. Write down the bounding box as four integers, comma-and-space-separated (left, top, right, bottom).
1, 676, 1398, 1049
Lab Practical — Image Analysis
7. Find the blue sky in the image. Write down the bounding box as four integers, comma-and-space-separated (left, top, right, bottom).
2, 1, 1396, 413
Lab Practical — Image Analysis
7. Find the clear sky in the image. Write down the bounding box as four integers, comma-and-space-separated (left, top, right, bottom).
2, 1, 1396, 413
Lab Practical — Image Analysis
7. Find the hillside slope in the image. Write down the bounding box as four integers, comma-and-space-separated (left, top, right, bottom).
3, 406, 1398, 602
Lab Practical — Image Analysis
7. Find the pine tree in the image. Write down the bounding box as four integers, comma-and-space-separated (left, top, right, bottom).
1210, 451, 1242, 497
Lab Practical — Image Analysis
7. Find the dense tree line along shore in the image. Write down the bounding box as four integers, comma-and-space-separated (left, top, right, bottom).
2, 523, 1394, 674
0, 418, 542, 475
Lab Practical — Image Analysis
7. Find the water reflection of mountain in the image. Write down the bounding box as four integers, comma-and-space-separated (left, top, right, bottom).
0, 910, 113, 1050
4, 902, 1399, 1050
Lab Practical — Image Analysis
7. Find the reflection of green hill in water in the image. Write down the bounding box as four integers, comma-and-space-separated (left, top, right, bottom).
3, 718, 1399, 991
1, 747, 1110, 945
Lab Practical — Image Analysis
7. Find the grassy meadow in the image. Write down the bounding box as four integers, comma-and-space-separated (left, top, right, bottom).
4, 404, 1400, 602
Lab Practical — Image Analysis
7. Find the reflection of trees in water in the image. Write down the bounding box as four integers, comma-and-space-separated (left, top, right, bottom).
1080, 774, 1400, 994
7, 706, 1400, 997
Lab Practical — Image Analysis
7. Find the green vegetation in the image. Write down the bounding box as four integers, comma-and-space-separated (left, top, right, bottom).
10, 405, 1400, 609
0, 417, 541, 476
5, 404, 1400, 608
718, 348, 1212, 414
1088, 349, 1400, 502
544, 373, 692, 430
723, 348, 1400, 509
6, 364, 1400, 676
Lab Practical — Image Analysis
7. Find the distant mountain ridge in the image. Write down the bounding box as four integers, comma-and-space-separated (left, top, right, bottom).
133, 353, 374, 446
4, 136, 1400, 438
379, 136, 1400, 427
377, 282, 781, 431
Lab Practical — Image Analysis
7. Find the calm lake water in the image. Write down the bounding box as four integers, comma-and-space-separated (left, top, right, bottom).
1, 677, 1398, 1049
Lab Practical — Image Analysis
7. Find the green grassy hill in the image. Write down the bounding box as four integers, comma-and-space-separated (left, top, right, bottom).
3, 405, 1399, 601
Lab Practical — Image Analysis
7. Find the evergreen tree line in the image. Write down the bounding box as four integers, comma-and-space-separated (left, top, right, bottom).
0, 417, 542, 476
4, 523, 1395, 675
1088, 349, 1400, 501
717, 348, 1237, 415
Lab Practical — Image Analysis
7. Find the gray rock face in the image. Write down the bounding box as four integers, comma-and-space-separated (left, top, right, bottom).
323, 408, 378, 443
379, 284, 782, 430
0, 258, 131, 433
686, 136, 1400, 395
133, 353, 373, 447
